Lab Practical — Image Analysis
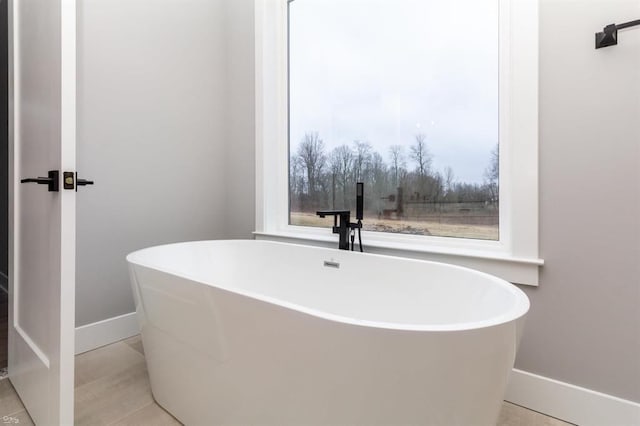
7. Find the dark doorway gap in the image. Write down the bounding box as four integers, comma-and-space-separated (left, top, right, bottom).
1, 0, 9, 369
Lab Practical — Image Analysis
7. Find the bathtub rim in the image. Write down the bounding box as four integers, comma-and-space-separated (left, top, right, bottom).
126, 239, 530, 333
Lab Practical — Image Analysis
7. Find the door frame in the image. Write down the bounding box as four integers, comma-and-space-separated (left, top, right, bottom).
7, 0, 77, 423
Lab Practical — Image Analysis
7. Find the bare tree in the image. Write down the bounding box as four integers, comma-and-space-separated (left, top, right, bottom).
297, 132, 326, 205
444, 166, 455, 197
352, 141, 372, 183
410, 133, 432, 177
388, 145, 406, 187
430, 171, 444, 204
329, 144, 353, 208
369, 152, 388, 213
289, 155, 304, 199
484, 144, 499, 203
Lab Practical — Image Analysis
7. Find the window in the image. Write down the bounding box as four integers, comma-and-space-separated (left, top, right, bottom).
255, 0, 542, 285
288, 0, 500, 241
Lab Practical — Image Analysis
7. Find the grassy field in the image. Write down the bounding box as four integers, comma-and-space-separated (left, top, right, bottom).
291, 212, 499, 241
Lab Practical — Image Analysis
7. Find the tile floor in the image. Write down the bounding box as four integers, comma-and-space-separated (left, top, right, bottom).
0, 336, 574, 425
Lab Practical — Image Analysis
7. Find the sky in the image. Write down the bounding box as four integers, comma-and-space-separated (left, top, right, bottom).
289, 0, 499, 184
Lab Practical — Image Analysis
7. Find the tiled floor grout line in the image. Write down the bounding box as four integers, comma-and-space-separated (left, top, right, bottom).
504, 401, 579, 426
105, 400, 181, 426
5, 409, 28, 419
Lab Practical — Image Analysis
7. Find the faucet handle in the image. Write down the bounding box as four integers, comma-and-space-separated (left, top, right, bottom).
316, 209, 350, 218
316, 210, 352, 234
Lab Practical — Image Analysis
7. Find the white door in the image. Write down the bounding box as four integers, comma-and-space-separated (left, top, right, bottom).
8, 0, 76, 424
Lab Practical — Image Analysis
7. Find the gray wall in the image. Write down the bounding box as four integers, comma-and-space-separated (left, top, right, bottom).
223, 0, 255, 238
76, 0, 233, 326
1, 0, 8, 282
515, 0, 640, 402
76, 0, 256, 327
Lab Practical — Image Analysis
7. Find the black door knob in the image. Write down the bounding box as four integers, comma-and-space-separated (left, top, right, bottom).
75, 172, 94, 191
20, 170, 59, 192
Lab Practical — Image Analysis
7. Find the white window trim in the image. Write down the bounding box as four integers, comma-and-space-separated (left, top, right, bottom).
254, 0, 543, 285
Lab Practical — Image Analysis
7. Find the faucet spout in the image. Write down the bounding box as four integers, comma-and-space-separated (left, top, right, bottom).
316, 210, 351, 250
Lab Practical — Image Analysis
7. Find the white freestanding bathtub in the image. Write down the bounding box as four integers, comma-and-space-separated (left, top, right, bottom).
127, 240, 529, 426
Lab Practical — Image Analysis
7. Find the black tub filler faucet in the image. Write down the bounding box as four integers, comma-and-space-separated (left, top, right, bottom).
316, 183, 364, 252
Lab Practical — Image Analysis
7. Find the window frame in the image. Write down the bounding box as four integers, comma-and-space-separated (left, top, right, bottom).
255, 0, 543, 285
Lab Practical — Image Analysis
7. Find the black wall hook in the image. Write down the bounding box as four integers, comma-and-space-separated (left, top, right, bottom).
596, 19, 640, 49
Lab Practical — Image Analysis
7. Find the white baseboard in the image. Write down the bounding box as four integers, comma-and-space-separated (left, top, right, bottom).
75, 312, 140, 355
506, 368, 640, 426
0, 271, 8, 294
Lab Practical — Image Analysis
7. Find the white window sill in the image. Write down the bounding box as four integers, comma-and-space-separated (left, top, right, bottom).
253, 230, 543, 286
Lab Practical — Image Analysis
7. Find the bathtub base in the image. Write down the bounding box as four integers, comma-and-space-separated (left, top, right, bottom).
133, 266, 517, 426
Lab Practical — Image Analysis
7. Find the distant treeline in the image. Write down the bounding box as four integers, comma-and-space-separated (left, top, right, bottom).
290, 132, 499, 215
